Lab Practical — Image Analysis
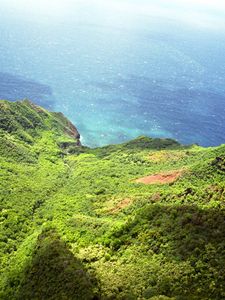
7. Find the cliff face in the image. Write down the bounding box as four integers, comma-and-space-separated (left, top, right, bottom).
51, 111, 80, 142
0, 99, 81, 157
0, 100, 225, 300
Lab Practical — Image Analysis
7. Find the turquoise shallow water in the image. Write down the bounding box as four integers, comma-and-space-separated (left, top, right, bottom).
0, 0, 225, 147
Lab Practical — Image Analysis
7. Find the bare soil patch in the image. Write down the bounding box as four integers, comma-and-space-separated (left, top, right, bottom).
109, 198, 132, 214
135, 170, 182, 185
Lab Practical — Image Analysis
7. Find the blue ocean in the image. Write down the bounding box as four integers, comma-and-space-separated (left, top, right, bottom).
0, 0, 225, 147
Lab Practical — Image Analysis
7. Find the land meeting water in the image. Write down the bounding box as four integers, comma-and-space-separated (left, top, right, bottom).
0, 0, 225, 147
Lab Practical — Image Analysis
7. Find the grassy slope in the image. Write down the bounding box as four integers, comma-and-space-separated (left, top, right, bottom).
0, 100, 225, 300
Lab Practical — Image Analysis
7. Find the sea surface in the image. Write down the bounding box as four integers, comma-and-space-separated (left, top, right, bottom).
0, 0, 225, 147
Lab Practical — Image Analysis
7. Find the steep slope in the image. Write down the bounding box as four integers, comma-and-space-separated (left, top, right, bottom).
0, 99, 80, 161
0, 100, 225, 300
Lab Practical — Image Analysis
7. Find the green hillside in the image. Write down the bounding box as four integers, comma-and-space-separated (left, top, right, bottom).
0, 100, 225, 300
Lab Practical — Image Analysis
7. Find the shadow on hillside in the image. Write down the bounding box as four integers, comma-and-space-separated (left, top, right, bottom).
0, 72, 54, 108
110, 202, 225, 298
127, 203, 225, 260
16, 229, 99, 300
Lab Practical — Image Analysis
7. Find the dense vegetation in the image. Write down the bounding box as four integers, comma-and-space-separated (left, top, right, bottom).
0, 100, 225, 300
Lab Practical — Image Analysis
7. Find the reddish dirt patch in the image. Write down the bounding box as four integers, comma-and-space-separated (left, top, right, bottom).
135, 170, 182, 185
109, 198, 132, 214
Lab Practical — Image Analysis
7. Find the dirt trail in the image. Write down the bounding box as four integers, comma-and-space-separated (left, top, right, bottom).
135, 170, 181, 185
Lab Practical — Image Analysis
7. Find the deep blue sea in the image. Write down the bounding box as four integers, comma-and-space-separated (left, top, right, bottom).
0, 0, 225, 147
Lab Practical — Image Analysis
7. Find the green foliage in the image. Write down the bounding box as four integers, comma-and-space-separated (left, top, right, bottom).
0, 100, 225, 299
